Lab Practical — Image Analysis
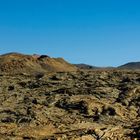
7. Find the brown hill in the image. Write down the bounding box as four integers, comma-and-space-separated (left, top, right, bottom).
0, 52, 77, 73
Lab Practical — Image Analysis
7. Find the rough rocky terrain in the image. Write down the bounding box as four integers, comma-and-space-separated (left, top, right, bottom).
0, 69, 140, 140
0, 53, 140, 140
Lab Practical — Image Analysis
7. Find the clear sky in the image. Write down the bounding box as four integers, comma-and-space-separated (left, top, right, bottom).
0, 0, 140, 67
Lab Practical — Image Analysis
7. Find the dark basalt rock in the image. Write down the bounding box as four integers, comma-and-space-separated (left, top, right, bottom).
38, 55, 50, 60
55, 99, 88, 114
8, 85, 15, 91
102, 106, 116, 116
1, 117, 14, 123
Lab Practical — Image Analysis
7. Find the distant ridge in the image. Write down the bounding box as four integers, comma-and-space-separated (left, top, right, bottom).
75, 62, 140, 70
74, 63, 115, 70
74, 64, 99, 69
0, 52, 77, 73
118, 62, 140, 69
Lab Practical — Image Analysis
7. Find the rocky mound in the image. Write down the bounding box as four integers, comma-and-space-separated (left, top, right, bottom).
118, 62, 140, 69
0, 53, 77, 73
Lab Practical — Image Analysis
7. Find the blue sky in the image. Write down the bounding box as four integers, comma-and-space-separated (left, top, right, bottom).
0, 0, 140, 66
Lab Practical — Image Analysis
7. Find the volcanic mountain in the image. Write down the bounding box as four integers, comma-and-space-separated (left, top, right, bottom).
74, 63, 98, 69
0, 52, 77, 74
118, 62, 140, 69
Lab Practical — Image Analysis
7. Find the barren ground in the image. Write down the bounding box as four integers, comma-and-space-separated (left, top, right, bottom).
0, 70, 140, 140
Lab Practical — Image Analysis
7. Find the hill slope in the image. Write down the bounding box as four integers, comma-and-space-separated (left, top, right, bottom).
118, 62, 140, 69
0, 52, 77, 73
